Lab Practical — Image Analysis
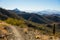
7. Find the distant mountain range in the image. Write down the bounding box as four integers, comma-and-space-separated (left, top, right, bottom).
13, 8, 60, 23
0, 8, 60, 24
13, 8, 60, 15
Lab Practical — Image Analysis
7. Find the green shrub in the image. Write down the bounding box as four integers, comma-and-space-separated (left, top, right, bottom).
4, 18, 26, 27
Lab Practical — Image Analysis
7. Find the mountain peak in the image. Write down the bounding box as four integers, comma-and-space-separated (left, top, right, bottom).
13, 8, 20, 11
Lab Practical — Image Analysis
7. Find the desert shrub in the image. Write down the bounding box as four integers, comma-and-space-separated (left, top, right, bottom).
57, 24, 60, 29
35, 35, 41, 39
46, 24, 52, 28
4, 18, 26, 27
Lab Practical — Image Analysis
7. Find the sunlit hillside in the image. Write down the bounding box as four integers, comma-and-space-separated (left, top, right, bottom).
0, 8, 60, 40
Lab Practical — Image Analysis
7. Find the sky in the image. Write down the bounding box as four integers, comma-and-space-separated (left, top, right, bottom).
0, 0, 60, 12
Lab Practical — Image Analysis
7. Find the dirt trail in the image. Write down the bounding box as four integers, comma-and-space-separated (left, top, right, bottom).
0, 22, 24, 40
9, 25, 23, 40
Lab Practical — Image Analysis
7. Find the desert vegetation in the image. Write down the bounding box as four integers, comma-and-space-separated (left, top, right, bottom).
0, 8, 60, 40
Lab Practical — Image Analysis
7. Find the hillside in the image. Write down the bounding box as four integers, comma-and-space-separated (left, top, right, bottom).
13, 8, 60, 24
0, 20, 60, 40
0, 8, 23, 20
0, 8, 60, 40
0, 8, 60, 24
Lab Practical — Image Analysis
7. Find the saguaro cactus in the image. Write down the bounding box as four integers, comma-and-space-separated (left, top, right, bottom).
53, 24, 55, 35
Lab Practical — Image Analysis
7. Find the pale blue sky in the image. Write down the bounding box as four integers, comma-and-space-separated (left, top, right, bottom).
0, 0, 60, 11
